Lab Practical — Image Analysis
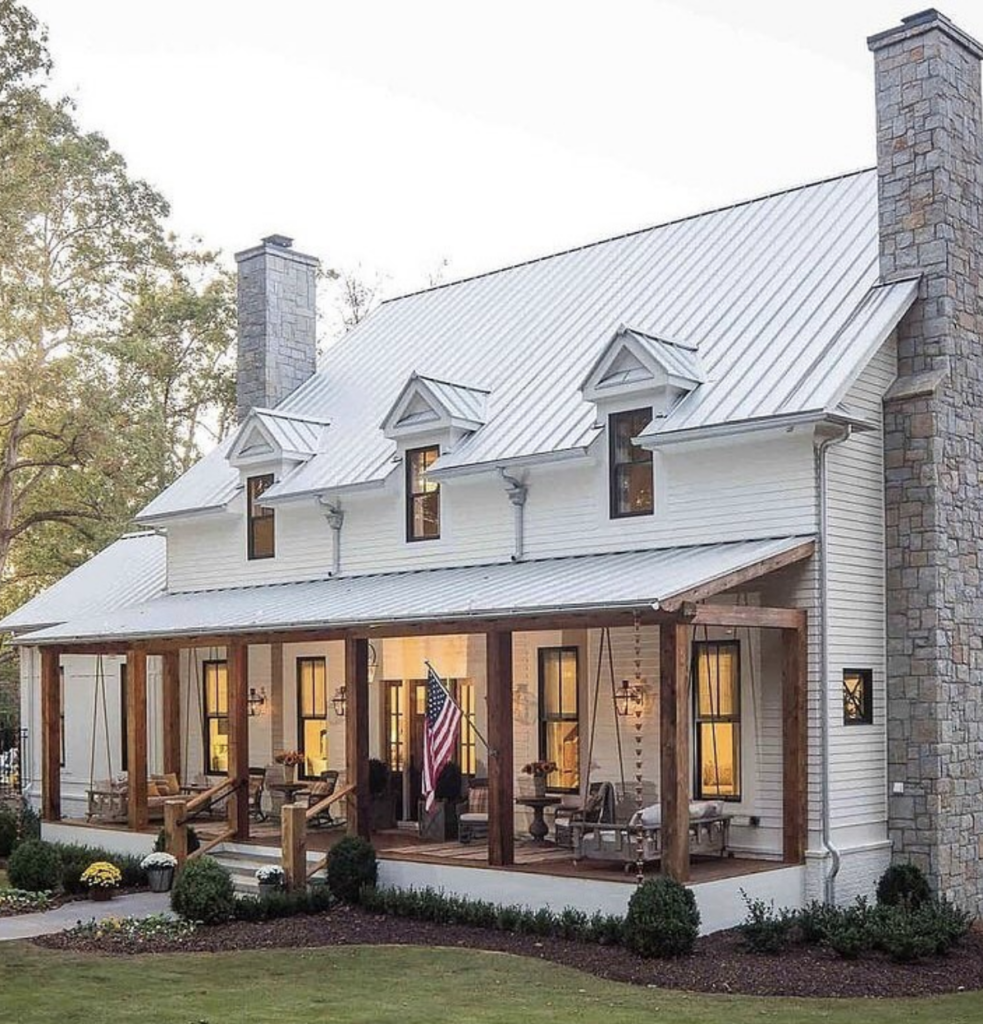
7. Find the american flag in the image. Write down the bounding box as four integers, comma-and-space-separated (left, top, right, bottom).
422, 664, 462, 812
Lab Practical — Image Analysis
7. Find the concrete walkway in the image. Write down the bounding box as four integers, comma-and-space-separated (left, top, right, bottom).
0, 891, 172, 942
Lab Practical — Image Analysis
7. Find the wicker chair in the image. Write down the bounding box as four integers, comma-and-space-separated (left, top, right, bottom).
306, 770, 342, 829
457, 779, 489, 844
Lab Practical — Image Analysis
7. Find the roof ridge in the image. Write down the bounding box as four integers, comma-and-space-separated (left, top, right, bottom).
384, 166, 876, 304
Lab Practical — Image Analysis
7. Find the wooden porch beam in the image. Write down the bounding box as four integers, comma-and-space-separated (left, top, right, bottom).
486, 630, 515, 867
345, 637, 371, 840
40, 647, 62, 822
227, 640, 250, 840
659, 622, 690, 882
161, 651, 181, 778
781, 620, 808, 864
126, 650, 148, 831
681, 603, 807, 631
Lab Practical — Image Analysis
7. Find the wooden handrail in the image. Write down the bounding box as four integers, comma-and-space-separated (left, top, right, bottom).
304, 782, 355, 823
188, 827, 236, 861
184, 777, 237, 818
306, 853, 329, 880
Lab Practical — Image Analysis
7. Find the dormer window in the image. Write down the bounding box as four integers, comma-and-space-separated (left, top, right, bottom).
610, 409, 653, 518
247, 474, 275, 559
407, 446, 440, 541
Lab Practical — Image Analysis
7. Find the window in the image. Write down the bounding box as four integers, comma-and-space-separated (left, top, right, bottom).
456, 680, 477, 777
59, 667, 65, 768
383, 680, 405, 772
247, 473, 275, 559
843, 668, 873, 725
538, 648, 580, 792
120, 664, 128, 773
297, 657, 328, 779
693, 640, 741, 800
406, 445, 440, 541
203, 660, 229, 774
609, 408, 654, 517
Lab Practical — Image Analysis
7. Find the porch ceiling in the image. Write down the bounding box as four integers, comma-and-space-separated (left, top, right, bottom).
17, 535, 813, 647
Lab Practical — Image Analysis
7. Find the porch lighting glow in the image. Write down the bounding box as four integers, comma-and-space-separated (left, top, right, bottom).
331, 685, 347, 717
247, 686, 267, 716
614, 678, 644, 717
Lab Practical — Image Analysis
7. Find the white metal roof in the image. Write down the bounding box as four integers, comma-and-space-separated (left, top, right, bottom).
17, 536, 811, 645
138, 168, 913, 516
0, 533, 167, 634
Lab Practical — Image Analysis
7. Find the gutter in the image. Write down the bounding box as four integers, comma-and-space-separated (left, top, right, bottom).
637, 410, 875, 450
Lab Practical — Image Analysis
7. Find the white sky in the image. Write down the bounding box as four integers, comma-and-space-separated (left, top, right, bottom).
27, 1, 983, 298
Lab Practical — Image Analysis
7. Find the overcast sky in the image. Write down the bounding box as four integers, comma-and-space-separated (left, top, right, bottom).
27, 1, 983, 298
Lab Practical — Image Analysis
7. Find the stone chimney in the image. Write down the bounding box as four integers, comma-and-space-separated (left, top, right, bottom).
869, 10, 983, 913
234, 234, 318, 421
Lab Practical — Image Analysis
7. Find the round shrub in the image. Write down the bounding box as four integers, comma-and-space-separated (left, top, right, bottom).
624, 877, 700, 958
0, 804, 18, 858
170, 856, 235, 924
877, 863, 931, 909
326, 836, 377, 903
7, 839, 62, 892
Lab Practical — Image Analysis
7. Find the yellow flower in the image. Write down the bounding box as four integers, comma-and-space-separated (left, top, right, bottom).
81, 861, 122, 889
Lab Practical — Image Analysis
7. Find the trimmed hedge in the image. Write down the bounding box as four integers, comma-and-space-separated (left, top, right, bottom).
233, 884, 334, 922
170, 857, 235, 924
624, 877, 700, 958
326, 836, 377, 904
54, 843, 146, 894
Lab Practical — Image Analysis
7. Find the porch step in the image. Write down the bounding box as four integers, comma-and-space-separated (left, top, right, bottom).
209, 845, 282, 895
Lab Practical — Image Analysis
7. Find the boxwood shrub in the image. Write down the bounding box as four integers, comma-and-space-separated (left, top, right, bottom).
624, 877, 700, 958
7, 839, 62, 892
170, 856, 235, 924
326, 836, 377, 904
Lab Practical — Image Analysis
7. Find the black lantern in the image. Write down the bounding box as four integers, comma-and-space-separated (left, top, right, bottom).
331, 685, 347, 717
614, 679, 643, 716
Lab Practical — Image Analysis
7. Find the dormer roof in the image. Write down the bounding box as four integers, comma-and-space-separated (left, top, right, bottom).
580, 325, 705, 402
381, 373, 489, 440
227, 408, 330, 467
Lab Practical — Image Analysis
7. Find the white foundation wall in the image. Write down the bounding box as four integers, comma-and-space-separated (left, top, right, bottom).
163, 430, 817, 592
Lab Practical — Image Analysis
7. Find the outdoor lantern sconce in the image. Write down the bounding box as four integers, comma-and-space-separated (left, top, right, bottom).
247, 686, 267, 717
332, 685, 348, 718
615, 679, 644, 717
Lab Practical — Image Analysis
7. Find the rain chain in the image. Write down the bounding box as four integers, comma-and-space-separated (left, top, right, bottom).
633, 610, 645, 884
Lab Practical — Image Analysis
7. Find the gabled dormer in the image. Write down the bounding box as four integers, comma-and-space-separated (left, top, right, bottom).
227, 408, 331, 470
381, 373, 489, 448
580, 325, 704, 414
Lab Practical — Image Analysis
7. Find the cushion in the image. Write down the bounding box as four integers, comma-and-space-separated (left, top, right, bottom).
468, 786, 489, 815
162, 772, 180, 796
459, 812, 489, 823
629, 803, 662, 828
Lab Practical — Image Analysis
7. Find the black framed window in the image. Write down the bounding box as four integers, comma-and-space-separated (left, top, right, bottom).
609, 408, 654, 517
203, 660, 229, 774
538, 647, 579, 792
843, 668, 873, 725
406, 445, 440, 541
120, 663, 128, 772
297, 657, 328, 779
693, 640, 741, 800
383, 680, 405, 772
247, 474, 275, 559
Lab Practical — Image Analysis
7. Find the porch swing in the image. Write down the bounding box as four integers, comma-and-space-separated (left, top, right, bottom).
85, 654, 127, 822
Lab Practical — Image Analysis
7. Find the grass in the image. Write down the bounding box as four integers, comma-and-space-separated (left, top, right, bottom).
0, 943, 982, 1023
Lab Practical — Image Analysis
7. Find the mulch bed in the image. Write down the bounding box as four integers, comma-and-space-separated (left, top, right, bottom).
35, 905, 983, 998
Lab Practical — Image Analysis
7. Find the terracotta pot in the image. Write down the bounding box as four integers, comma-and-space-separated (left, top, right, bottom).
89, 887, 114, 902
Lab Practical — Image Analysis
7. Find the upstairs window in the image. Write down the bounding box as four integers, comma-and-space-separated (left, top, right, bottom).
406, 445, 440, 541
609, 408, 653, 518
247, 474, 275, 559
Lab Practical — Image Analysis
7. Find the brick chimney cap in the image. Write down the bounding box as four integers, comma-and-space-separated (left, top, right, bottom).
868, 9, 983, 60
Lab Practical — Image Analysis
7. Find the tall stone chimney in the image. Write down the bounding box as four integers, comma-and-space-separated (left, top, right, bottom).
869, 10, 983, 913
234, 234, 318, 421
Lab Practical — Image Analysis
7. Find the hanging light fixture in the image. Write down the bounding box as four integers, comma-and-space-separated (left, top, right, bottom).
331, 685, 348, 717
247, 686, 267, 717
615, 678, 643, 717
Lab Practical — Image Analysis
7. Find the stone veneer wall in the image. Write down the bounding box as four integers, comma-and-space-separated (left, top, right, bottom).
869, 10, 983, 913
235, 234, 318, 421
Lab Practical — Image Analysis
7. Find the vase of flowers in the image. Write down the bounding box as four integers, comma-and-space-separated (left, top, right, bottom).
255, 865, 286, 897
141, 851, 178, 893
275, 750, 304, 785
81, 861, 122, 901
522, 760, 557, 798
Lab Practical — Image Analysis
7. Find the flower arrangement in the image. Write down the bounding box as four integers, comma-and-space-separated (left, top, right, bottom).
521, 760, 557, 778
255, 865, 285, 885
80, 861, 122, 890
140, 852, 178, 871
274, 750, 305, 767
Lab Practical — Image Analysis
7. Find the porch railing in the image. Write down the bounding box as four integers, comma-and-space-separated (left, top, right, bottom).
163, 777, 244, 865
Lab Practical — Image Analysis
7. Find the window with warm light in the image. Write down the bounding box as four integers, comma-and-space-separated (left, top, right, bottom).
538, 647, 580, 792
247, 473, 275, 559
456, 679, 477, 777
406, 445, 440, 541
383, 680, 405, 772
693, 640, 741, 800
609, 408, 654, 518
297, 657, 328, 779
204, 660, 229, 774
843, 668, 873, 725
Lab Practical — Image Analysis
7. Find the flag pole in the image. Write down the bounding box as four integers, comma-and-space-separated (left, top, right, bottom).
424, 659, 495, 755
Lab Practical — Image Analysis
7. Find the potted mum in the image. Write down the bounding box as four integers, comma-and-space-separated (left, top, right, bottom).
256, 865, 285, 896
81, 860, 122, 901
522, 760, 557, 798
141, 851, 178, 893
274, 750, 305, 784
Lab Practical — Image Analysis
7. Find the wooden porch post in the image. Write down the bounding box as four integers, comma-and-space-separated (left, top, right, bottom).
227, 640, 250, 840
486, 630, 514, 867
782, 618, 808, 864
126, 650, 149, 831
161, 651, 181, 779
282, 803, 308, 891
660, 621, 690, 882
345, 636, 371, 839
40, 647, 62, 822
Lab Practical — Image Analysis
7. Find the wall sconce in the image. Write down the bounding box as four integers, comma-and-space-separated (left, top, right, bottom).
614, 679, 644, 717
247, 687, 267, 717
331, 685, 347, 718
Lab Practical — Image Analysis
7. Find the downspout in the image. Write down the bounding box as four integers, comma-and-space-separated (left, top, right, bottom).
500, 471, 528, 562
816, 423, 852, 905
320, 500, 344, 576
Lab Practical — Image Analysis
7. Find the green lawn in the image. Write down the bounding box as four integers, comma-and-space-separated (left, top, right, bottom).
1, 943, 981, 1024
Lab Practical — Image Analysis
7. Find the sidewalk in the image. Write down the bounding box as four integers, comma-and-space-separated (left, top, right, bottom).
0, 891, 172, 942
